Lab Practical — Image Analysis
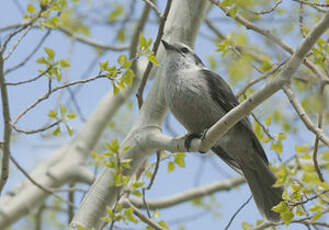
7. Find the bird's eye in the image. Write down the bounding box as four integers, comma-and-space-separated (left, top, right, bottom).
181, 47, 189, 53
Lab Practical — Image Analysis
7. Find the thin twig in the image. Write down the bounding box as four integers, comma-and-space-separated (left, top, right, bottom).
0, 53, 11, 195
247, 0, 282, 15
12, 74, 108, 126
136, 0, 173, 108
126, 199, 166, 230
6, 65, 53, 86
291, 190, 329, 206
3, 25, 33, 61
142, 0, 161, 17
12, 120, 61, 135
50, 187, 88, 193
142, 188, 151, 218
313, 83, 326, 182
283, 85, 329, 147
236, 61, 286, 98
58, 26, 129, 51
68, 183, 75, 224
147, 151, 160, 190
0, 23, 31, 53
35, 204, 45, 230
5, 30, 51, 74
225, 195, 252, 230
209, 0, 329, 82
250, 111, 274, 140
292, 0, 329, 8
10, 155, 76, 207
299, 2, 306, 38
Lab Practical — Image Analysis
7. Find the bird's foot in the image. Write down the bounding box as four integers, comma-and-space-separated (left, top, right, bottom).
184, 129, 208, 153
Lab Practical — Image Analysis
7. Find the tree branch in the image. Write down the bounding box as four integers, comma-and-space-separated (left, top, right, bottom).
128, 177, 245, 210
136, 0, 173, 108
283, 85, 329, 147
0, 52, 11, 195
197, 8, 329, 152
126, 200, 166, 230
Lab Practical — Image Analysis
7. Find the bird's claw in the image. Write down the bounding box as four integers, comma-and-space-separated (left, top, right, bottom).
184, 129, 208, 153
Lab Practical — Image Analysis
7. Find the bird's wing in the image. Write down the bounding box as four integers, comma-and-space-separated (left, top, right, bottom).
200, 69, 269, 164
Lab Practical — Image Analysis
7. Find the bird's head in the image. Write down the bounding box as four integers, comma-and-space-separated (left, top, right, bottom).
161, 40, 204, 69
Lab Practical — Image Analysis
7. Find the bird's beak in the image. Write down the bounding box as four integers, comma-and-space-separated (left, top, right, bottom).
161, 40, 176, 51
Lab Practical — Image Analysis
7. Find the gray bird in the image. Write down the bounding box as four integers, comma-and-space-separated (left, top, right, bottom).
161, 40, 283, 222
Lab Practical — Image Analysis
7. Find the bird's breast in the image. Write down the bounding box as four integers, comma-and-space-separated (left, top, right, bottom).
165, 70, 225, 133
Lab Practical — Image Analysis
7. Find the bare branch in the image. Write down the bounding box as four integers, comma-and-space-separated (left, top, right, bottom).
5, 30, 51, 75
236, 61, 286, 98
292, 0, 329, 8
0, 53, 11, 195
12, 120, 61, 135
12, 74, 108, 126
3, 25, 33, 61
283, 85, 329, 147
312, 84, 326, 182
58, 26, 129, 51
9, 155, 76, 208
198, 7, 329, 152
209, 0, 329, 82
136, 0, 173, 108
247, 0, 282, 15
127, 199, 166, 230
225, 195, 252, 230
0, 23, 31, 53
128, 177, 245, 210
142, 0, 161, 17
6, 65, 53, 86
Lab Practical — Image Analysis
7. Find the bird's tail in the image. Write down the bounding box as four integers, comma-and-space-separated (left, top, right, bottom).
238, 156, 283, 222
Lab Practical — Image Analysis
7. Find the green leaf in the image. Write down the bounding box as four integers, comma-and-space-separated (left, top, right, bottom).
272, 201, 288, 213
296, 206, 306, 216
122, 145, 131, 152
147, 55, 159, 66
44, 47, 55, 60
117, 55, 127, 66
322, 151, 329, 160
167, 161, 175, 173
27, 3, 35, 14
271, 140, 283, 154
139, 33, 147, 49
132, 181, 145, 189
65, 124, 73, 136
124, 208, 138, 224
48, 110, 58, 119
153, 209, 161, 219
117, 28, 125, 42
77, 225, 86, 230
113, 82, 120, 95
99, 60, 109, 72
277, 133, 287, 141
295, 145, 308, 153
265, 115, 272, 126
67, 113, 77, 119
158, 220, 169, 229
242, 222, 253, 230
53, 127, 61, 136
122, 69, 134, 85
282, 210, 294, 225
108, 4, 124, 22
59, 59, 70, 68
312, 212, 323, 222
37, 57, 48, 65
60, 104, 67, 117
174, 152, 185, 168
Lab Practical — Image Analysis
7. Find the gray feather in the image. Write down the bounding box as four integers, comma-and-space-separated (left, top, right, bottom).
162, 40, 283, 222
